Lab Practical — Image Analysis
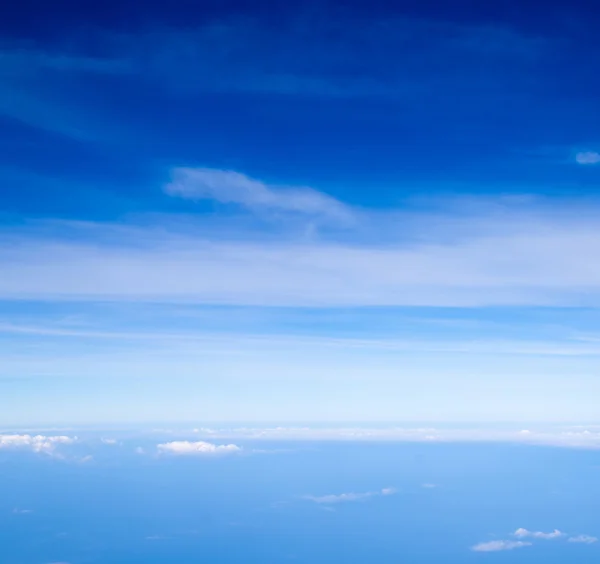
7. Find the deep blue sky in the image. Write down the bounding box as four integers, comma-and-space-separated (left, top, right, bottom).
1, 0, 600, 424
2, 0, 600, 217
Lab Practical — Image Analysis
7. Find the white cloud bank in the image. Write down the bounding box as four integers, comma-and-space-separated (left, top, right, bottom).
305, 487, 397, 504
0, 434, 75, 454
575, 151, 600, 165
165, 167, 351, 222
472, 540, 531, 552
157, 440, 241, 455
514, 528, 564, 539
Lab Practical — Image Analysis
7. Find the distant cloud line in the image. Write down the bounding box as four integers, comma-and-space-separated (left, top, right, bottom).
472, 528, 597, 552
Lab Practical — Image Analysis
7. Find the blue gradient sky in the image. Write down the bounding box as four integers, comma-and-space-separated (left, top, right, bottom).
2, 0, 600, 425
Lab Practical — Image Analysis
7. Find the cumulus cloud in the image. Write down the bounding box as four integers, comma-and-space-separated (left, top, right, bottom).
165, 167, 351, 222
305, 487, 396, 504
0, 434, 75, 454
575, 151, 600, 165
568, 535, 598, 544
157, 440, 241, 455
472, 540, 531, 552
514, 528, 564, 539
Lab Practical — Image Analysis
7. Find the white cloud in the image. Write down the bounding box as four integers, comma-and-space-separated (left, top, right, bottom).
165, 167, 351, 222
472, 540, 531, 552
381, 487, 397, 495
568, 535, 598, 544
421, 483, 437, 488
305, 487, 396, 504
0, 434, 75, 454
100, 438, 118, 445
13, 508, 33, 514
157, 440, 241, 455
514, 528, 564, 539
575, 151, 600, 165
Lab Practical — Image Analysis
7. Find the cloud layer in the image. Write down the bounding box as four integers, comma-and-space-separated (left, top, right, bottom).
5, 197, 600, 307
184, 425, 600, 449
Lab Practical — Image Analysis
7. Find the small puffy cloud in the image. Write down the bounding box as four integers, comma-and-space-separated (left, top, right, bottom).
157, 440, 241, 456
575, 151, 600, 165
0, 434, 75, 454
514, 528, 564, 539
472, 540, 532, 552
164, 167, 351, 221
305, 487, 396, 504
568, 535, 598, 544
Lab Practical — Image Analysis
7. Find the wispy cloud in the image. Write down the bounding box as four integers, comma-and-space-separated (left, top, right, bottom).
165, 168, 352, 222
514, 528, 564, 539
568, 535, 598, 544
0, 13, 549, 144
157, 440, 241, 455
305, 487, 396, 504
0, 434, 75, 454
575, 151, 600, 165
472, 540, 531, 552
12, 508, 34, 514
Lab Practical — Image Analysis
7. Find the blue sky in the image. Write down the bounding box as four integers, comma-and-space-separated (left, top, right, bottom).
2, 0, 600, 425
2, 434, 600, 563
